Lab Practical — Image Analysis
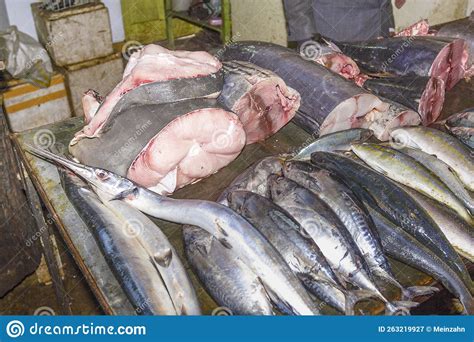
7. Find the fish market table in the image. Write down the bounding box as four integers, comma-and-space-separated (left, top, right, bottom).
11, 75, 473, 314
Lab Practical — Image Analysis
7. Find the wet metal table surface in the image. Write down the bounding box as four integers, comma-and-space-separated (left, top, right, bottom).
12, 77, 474, 315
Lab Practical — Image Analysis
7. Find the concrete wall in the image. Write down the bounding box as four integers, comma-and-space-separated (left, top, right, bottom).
0, 0, 9, 30
231, 0, 474, 45
392, 0, 469, 28
3, 0, 125, 42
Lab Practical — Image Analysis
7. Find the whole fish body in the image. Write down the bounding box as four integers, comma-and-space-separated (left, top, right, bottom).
101, 199, 201, 315
60, 170, 177, 315
282, 161, 436, 301
228, 190, 349, 314
119, 186, 320, 315
404, 188, 474, 263
268, 175, 407, 314
310, 152, 473, 294
351, 143, 473, 224
399, 147, 474, 214
183, 226, 276, 315
292, 128, 374, 161
391, 126, 474, 191
367, 205, 474, 315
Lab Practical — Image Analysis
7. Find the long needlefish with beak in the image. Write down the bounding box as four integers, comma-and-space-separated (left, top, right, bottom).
25, 146, 320, 315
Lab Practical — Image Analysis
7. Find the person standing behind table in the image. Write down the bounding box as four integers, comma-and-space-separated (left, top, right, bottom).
283, 0, 407, 46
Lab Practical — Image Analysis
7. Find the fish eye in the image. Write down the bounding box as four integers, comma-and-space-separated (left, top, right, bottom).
95, 169, 109, 179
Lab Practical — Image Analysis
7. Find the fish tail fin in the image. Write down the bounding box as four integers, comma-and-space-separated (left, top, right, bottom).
402, 286, 439, 301
385, 301, 418, 316
344, 290, 379, 316
371, 268, 439, 301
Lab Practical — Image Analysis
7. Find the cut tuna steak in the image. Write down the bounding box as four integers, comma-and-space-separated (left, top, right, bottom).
337, 36, 467, 90
70, 99, 246, 194
218, 61, 301, 144
363, 76, 445, 125
222, 41, 419, 141
72, 44, 223, 143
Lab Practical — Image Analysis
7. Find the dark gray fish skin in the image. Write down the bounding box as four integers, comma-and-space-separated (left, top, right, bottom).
218, 156, 283, 206
447, 126, 474, 148
183, 226, 275, 315
227, 190, 346, 313
70, 98, 223, 177
337, 37, 452, 77
363, 76, 444, 125
292, 129, 374, 161
310, 152, 474, 294
60, 170, 176, 315
367, 205, 474, 315
107, 71, 223, 120
221, 41, 374, 133
268, 176, 394, 306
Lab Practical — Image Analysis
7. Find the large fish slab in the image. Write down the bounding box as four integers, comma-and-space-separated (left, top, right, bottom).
60, 170, 177, 315
183, 226, 276, 315
311, 152, 473, 294
70, 99, 246, 194
437, 13, 474, 67
219, 61, 300, 144
221, 41, 419, 141
73, 45, 223, 142
363, 76, 445, 125
368, 205, 474, 315
337, 36, 467, 90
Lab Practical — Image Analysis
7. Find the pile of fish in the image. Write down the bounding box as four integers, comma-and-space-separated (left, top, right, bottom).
183, 126, 473, 315
28, 122, 473, 315
69, 44, 300, 194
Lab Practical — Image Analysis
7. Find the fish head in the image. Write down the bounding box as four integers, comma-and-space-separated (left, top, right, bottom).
227, 190, 253, 214
267, 174, 298, 200
25, 145, 135, 197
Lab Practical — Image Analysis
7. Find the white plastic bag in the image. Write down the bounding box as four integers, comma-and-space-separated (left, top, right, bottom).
0, 25, 53, 87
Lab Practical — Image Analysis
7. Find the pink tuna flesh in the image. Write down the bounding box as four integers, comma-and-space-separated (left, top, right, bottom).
127, 108, 246, 194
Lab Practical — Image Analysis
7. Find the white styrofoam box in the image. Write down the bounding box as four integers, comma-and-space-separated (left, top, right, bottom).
31, 2, 114, 66
63, 52, 124, 117
3, 73, 71, 132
